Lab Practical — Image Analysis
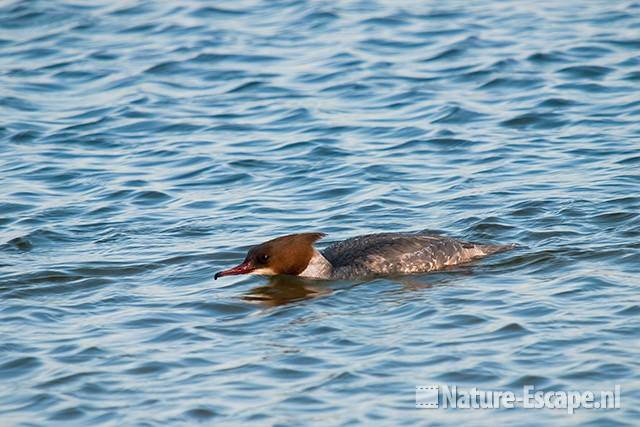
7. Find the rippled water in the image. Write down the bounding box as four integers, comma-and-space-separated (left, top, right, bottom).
1, 0, 640, 425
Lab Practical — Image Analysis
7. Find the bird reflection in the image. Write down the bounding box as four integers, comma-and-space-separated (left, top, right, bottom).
241, 268, 471, 307
242, 275, 331, 307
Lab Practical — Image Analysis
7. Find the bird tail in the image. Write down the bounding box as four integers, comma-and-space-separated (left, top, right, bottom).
475, 242, 519, 256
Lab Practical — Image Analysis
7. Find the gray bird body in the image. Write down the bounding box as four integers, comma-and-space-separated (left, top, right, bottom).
319, 232, 511, 280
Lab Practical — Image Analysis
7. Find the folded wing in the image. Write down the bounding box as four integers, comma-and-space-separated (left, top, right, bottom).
321, 232, 507, 279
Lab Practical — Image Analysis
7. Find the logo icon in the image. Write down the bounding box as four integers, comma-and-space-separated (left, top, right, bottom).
416, 385, 439, 408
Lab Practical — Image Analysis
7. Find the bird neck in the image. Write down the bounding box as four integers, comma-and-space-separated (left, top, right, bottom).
298, 249, 333, 279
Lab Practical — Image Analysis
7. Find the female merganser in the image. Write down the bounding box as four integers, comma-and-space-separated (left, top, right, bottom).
215, 232, 513, 281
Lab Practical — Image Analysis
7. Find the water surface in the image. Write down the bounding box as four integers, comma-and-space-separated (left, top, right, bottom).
1, 0, 640, 425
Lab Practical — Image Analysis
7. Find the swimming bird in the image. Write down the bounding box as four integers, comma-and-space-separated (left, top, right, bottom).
214, 231, 513, 280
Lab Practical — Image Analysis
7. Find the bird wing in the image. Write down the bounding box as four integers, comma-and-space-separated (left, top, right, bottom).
321, 232, 475, 278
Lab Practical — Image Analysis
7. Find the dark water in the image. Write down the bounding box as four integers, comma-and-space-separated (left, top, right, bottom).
1, 0, 640, 425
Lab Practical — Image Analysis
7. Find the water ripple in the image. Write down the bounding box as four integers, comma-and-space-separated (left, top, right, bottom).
1, 0, 639, 426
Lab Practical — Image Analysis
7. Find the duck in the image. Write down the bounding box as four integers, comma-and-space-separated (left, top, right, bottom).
215, 231, 513, 281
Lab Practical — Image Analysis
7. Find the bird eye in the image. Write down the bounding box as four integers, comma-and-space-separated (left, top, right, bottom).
258, 254, 269, 263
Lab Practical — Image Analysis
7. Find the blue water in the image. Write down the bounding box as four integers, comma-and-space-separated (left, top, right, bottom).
1, 0, 640, 425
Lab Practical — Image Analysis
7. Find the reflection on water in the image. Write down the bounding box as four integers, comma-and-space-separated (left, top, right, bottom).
243, 275, 332, 307
244, 264, 480, 307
